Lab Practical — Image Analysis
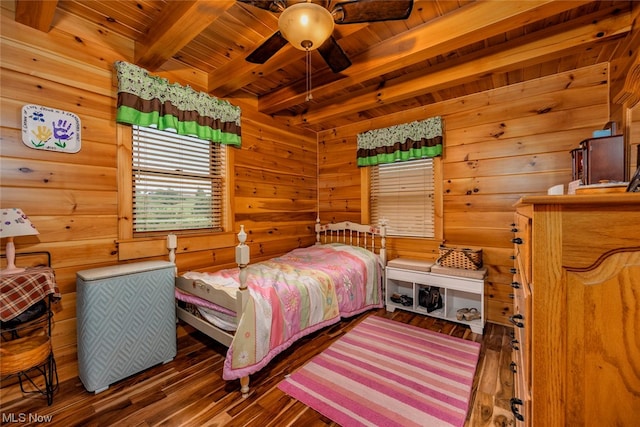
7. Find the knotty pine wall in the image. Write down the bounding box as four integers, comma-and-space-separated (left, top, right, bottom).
0, 3, 316, 391
318, 64, 638, 326
1, 2, 638, 396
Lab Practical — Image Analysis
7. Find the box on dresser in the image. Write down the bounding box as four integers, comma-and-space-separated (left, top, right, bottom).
570, 135, 625, 184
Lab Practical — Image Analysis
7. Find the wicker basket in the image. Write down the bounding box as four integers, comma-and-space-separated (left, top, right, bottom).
436, 245, 483, 270
0, 335, 51, 376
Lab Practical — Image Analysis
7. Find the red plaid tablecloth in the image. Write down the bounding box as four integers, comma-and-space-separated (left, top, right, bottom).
0, 266, 61, 322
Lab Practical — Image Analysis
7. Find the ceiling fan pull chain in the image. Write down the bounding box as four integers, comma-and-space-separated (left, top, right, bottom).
305, 49, 313, 102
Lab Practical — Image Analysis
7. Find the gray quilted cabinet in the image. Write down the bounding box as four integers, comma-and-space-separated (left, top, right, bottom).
76, 261, 176, 393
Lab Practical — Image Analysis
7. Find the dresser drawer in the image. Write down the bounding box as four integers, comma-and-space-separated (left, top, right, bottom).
513, 213, 531, 286
512, 361, 530, 427
511, 272, 531, 396
511, 219, 532, 426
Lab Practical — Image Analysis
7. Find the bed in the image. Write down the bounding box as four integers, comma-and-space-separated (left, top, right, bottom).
173, 220, 387, 397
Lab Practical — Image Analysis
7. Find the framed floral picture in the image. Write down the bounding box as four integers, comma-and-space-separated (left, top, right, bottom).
21, 104, 81, 153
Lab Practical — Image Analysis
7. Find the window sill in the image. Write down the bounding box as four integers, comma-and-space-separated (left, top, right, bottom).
118, 231, 238, 261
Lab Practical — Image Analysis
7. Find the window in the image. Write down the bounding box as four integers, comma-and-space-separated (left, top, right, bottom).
370, 158, 435, 238
132, 125, 226, 233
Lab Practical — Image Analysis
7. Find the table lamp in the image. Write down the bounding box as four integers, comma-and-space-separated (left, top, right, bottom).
1, 208, 39, 275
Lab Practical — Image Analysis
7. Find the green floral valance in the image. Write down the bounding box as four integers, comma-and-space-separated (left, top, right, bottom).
357, 116, 443, 166
114, 61, 241, 146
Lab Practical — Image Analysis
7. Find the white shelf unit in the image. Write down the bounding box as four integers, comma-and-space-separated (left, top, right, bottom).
385, 266, 485, 334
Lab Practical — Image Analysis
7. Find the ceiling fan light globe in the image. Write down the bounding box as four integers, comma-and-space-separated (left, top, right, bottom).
279, 2, 334, 51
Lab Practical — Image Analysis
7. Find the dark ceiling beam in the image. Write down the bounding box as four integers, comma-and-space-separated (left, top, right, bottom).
15, 0, 58, 32
257, 0, 592, 115
135, 0, 235, 71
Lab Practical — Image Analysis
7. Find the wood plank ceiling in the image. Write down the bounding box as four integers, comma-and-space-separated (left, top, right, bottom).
14, 0, 635, 133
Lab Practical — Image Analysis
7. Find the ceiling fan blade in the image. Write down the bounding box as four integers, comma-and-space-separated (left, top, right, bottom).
332, 0, 413, 24
237, 0, 285, 13
317, 36, 352, 73
246, 31, 289, 64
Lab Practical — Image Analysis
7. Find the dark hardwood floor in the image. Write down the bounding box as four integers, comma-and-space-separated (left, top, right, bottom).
0, 309, 515, 426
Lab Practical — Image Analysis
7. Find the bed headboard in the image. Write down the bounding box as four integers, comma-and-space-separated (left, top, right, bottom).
315, 220, 387, 265
168, 221, 387, 286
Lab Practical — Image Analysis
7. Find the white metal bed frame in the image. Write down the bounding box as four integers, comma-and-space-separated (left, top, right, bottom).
172, 220, 386, 397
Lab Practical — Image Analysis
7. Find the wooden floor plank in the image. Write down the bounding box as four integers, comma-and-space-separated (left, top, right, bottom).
0, 309, 515, 426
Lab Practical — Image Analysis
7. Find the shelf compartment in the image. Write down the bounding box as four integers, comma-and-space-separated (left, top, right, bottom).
385, 265, 485, 334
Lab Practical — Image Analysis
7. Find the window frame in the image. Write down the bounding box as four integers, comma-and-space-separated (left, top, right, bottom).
117, 124, 233, 242
131, 125, 227, 235
361, 156, 443, 240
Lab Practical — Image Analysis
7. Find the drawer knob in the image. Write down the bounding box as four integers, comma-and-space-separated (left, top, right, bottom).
510, 361, 518, 373
511, 281, 520, 289
510, 268, 517, 274
509, 313, 524, 328
510, 398, 525, 422
511, 339, 520, 350
511, 228, 518, 233
512, 237, 523, 244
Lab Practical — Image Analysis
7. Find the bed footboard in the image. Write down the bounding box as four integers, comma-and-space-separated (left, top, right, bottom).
175, 305, 233, 347
174, 276, 245, 347
172, 226, 252, 396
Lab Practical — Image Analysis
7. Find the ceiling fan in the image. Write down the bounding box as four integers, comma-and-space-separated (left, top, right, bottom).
239, 0, 414, 73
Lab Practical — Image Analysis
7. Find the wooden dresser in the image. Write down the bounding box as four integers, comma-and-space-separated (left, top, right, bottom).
510, 194, 640, 426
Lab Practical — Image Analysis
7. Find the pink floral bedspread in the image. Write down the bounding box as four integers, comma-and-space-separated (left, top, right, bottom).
182, 243, 382, 381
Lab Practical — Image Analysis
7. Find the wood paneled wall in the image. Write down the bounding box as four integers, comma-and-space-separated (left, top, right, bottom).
0, 3, 316, 391
318, 64, 616, 326
1, 1, 637, 399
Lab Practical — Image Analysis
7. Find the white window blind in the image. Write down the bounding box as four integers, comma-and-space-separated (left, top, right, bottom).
132, 125, 226, 233
370, 158, 435, 238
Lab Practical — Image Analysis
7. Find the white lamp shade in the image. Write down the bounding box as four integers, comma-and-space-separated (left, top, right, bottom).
0, 208, 39, 238
1, 208, 39, 275
279, 2, 334, 51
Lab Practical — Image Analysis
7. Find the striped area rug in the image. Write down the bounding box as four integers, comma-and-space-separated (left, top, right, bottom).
278, 315, 481, 427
